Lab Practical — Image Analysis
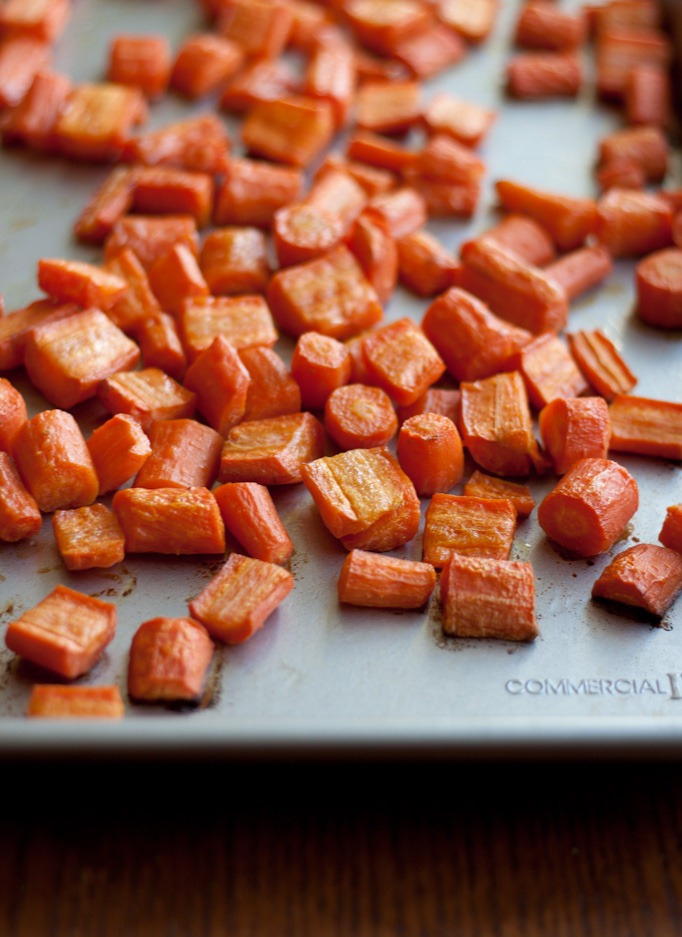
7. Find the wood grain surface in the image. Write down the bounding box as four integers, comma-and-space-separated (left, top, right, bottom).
1, 759, 681, 936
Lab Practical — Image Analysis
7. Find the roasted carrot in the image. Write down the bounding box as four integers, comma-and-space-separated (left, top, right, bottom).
514, 1, 587, 50
87, 413, 151, 496
510, 332, 590, 410
217, 0, 293, 60
104, 214, 199, 271
303, 34, 356, 128
397, 412, 463, 496
73, 167, 138, 245
134, 419, 223, 491
596, 26, 671, 101
598, 125, 668, 184
659, 504, 682, 553
338, 549, 436, 609
147, 243, 209, 318
1, 69, 71, 151
467, 213, 557, 267
112, 486, 225, 555
506, 52, 582, 99
596, 158, 646, 193
415, 133, 486, 190
608, 394, 682, 460
27, 685, 124, 719
122, 114, 231, 175
355, 80, 421, 135
201, 227, 270, 295
361, 317, 445, 406
544, 244, 613, 301
97, 367, 197, 431
346, 130, 416, 175
392, 21, 467, 80
214, 157, 303, 228
345, 1, 430, 55
183, 336, 250, 436
37, 258, 128, 310
52, 503, 125, 571
128, 616, 214, 702
5, 584, 116, 679
325, 383, 398, 450
107, 34, 171, 99
179, 295, 277, 363
240, 346, 301, 422
438, 0, 498, 43
136, 311, 187, 382
53, 82, 147, 162
213, 482, 293, 564
423, 493, 517, 566
131, 166, 214, 229
538, 457, 639, 557
592, 543, 682, 618
0, 451, 42, 542
635, 247, 682, 329
291, 331, 351, 411
595, 188, 673, 257
273, 205, 343, 269
220, 59, 297, 113
495, 179, 597, 252
0, 0, 71, 43
0, 35, 51, 110
396, 229, 461, 297
538, 396, 610, 475
396, 388, 461, 427
463, 470, 535, 519
306, 162, 368, 234
241, 95, 335, 168
103, 247, 161, 333
421, 92, 496, 148
219, 411, 325, 485
626, 63, 670, 127
565, 329, 637, 401
0, 377, 27, 455
345, 213, 398, 306
364, 187, 428, 240
170, 33, 244, 98
315, 152, 396, 197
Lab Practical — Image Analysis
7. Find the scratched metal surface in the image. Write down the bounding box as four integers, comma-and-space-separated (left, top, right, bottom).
0, 0, 681, 757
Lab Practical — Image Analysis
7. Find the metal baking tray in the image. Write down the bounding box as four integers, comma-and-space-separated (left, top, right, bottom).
0, 0, 681, 758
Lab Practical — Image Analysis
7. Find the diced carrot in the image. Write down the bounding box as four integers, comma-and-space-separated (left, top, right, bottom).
402, 169, 481, 220
396, 387, 461, 426
393, 20, 468, 79
305, 167, 368, 236
0, 451, 42, 542
239, 346, 301, 422
107, 34, 171, 99
24, 307, 140, 410
5, 584, 116, 678
596, 26, 671, 101
291, 331, 351, 410
112, 486, 226, 554
593, 1, 661, 33
0, 0, 70, 41
362, 317, 445, 406
440, 553, 538, 642
170, 33, 244, 98
147, 243, 209, 318
344, 0, 431, 55
201, 227, 270, 295
217, 0, 293, 59
635, 247, 682, 329
423, 493, 517, 567
592, 543, 682, 617
1, 69, 71, 151
13, 409, 98, 513
301, 446, 420, 552
213, 157, 303, 228
460, 371, 542, 477
287, 0, 335, 51
346, 130, 416, 174
421, 92, 496, 149
510, 332, 589, 410
303, 35, 356, 127
495, 179, 597, 251
598, 125, 668, 184
136, 312, 187, 382
241, 95, 334, 168
220, 411, 325, 485
515, 1, 586, 49
87, 413, 151, 496
595, 188, 673, 257
315, 152, 396, 197
73, 166, 137, 245
37, 258, 128, 310
506, 51, 582, 99
338, 549, 436, 609
0, 35, 51, 109
596, 157, 646, 192
53, 82, 146, 162
133, 419, 223, 492
345, 213, 398, 306
97, 367, 197, 432
103, 247, 162, 333
438, 0, 499, 43
625, 63, 670, 127
566, 329, 637, 401
325, 383, 398, 450
545, 244, 613, 301
396, 230, 459, 297
538, 457, 639, 556
104, 214, 199, 271
538, 396, 610, 475
183, 336, 250, 436
608, 394, 682, 460
415, 133, 486, 190
213, 482, 293, 564
128, 616, 214, 702
659, 504, 682, 553
0, 300, 79, 370
188, 552, 293, 644
0, 377, 27, 454
220, 59, 298, 113
27, 685, 124, 719
179, 295, 277, 363
343, 331, 374, 384
364, 188, 428, 241
131, 166, 214, 228
397, 412, 463, 496
52, 503, 125, 571
272, 205, 344, 270
122, 114, 231, 175
468, 214, 557, 267
463, 470, 535, 519
354, 80, 421, 136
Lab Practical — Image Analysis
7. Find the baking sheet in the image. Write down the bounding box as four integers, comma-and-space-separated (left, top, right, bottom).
0, 0, 681, 757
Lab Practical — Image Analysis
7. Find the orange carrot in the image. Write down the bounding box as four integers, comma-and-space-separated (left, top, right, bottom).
626, 63, 670, 127
291, 331, 351, 411
538, 396, 610, 475
303, 34, 356, 127
538, 457, 639, 556
213, 482, 293, 564
5, 584, 116, 678
345, 213, 398, 306
596, 158, 646, 193
635, 247, 682, 329
396, 229, 461, 297
214, 157, 303, 228
565, 329, 637, 401
506, 52, 582, 99
324, 383, 398, 450
217, 0, 293, 60
608, 394, 682, 460
136, 311, 187, 382
595, 188, 673, 257
0, 0, 71, 42
514, 2, 587, 50
596, 26, 671, 101
103, 247, 162, 333
396, 388, 461, 426
107, 34, 171, 99
392, 22, 467, 80
273, 205, 343, 268
0, 35, 51, 110
179, 295, 277, 362
87, 413, 151, 496
495, 179, 597, 252
362, 317, 446, 406
219, 410, 324, 485
104, 214, 199, 271
170, 33, 244, 98
510, 332, 590, 410
220, 59, 297, 114
346, 130, 416, 174
131, 166, 214, 228
241, 95, 334, 168
53, 81, 146, 162
439, 0, 498, 43
112, 486, 226, 555
363, 187, 428, 240
423, 493, 517, 566
345, 1, 431, 55
73, 167, 138, 245
52, 503, 125, 571
134, 419, 223, 491
592, 543, 682, 618
0, 377, 27, 455
355, 80, 421, 135
544, 244, 613, 301
97, 367, 197, 431
397, 412, 463, 496
421, 92, 496, 148
598, 125, 668, 184
147, 243, 209, 317
467, 214, 556, 267
128, 616, 214, 702
1, 69, 71, 151
240, 346, 301, 422
37, 257, 128, 310
122, 114, 231, 175
463, 470, 535, 519
201, 227, 270, 295
183, 336, 251, 436
659, 504, 682, 553
0, 451, 42, 542
315, 152, 396, 197
27, 685, 124, 719
307, 164, 369, 234
338, 549, 436, 609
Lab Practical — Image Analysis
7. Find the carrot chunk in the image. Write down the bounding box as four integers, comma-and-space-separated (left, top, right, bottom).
659, 504, 682, 553
346, 130, 416, 174
182, 336, 250, 436
87, 414, 151, 496
608, 394, 682, 460
301, 446, 420, 552
495, 179, 597, 252
338, 549, 436, 609
217, 0, 293, 60
544, 244, 613, 301
220, 59, 297, 113
122, 114, 231, 175
0, 300, 77, 371
104, 214, 199, 271
396, 388, 461, 426
0, 451, 42, 542
241, 95, 334, 167
214, 157, 303, 228
273, 205, 344, 269
565, 329, 637, 401
538, 457, 639, 557
625, 63, 670, 127
170, 33, 244, 98
201, 227, 270, 295
131, 166, 214, 228
355, 80, 421, 135
179, 295, 277, 363
112, 486, 225, 555
325, 383, 398, 450
97, 368, 197, 431
147, 243, 209, 318
592, 543, 682, 618
635, 247, 682, 329
103, 247, 162, 333
510, 332, 589, 410
1, 69, 71, 151
422, 93, 496, 149
397, 412, 463, 497
73, 166, 137, 245
0, 377, 27, 455
53, 82, 146, 162
133, 419, 223, 492
213, 482, 293, 564
128, 616, 214, 702
136, 312, 187, 382
362, 318, 445, 406
539, 397, 610, 475
506, 52, 582, 99
463, 470, 535, 519
37, 258, 128, 310
27, 685, 124, 719
392, 21, 467, 79
423, 493, 516, 567
514, 1, 586, 50
315, 152, 393, 198
345, 0, 431, 55
303, 34, 356, 128
595, 188, 673, 257
440, 553, 538, 642
5, 584, 116, 679
0, 35, 50, 109
240, 346, 301, 422
107, 34, 171, 99
598, 125, 668, 184
52, 503, 125, 571
596, 26, 671, 101
468, 214, 556, 267
220, 411, 325, 485
291, 331, 351, 411
345, 213, 398, 306
396, 229, 460, 297
438, 0, 499, 43
364, 187, 428, 239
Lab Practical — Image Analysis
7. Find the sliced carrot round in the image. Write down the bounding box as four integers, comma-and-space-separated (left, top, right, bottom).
397, 412, 463, 496
635, 247, 682, 329
324, 383, 398, 450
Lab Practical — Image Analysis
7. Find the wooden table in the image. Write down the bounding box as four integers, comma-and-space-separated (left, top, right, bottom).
2, 757, 680, 935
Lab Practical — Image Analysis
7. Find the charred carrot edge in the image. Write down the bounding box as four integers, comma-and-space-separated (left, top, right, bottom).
397, 413, 463, 497
660, 504, 682, 553
128, 616, 214, 702
213, 482, 293, 565
52, 503, 125, 571
87, 413, 151, 496
538, 397, 610, 476
635, 247, 682, 329
566, 329, 637, 401
608, 394, 682, 460
338, 550, 436, 609
463, 470, 535, 519
592, 543, 682, 618
27, 685, 124, 719
0, 451, 42, 543
423, 493, 517, 568
324, 383, 398, 451
112, 486, 226, 555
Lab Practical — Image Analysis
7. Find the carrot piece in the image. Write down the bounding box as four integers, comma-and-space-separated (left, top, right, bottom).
107, 34, 170, 100
346, 130, 416, 174
396, 388, 461, 426
592, 543, 682, 618
593, 2, 661, 33
24, 307, 140, 410
239, 346, 301, 422
595, 157, 646, 193
133, 419, 222, 491
0, 298, 67, 370
315, 152, 396, 198
362, 317, 445, 406
625, 63, 670, 127
395, 229, 459, 298
338, 549, 436, 609
128, 616, 214, 702
273, 205, 343, 269
104, 214, 199, 271
220, 59, 298, 113
136, 311, 187, 382
147, 243, 209, 318
364, 187, 428, 240
460, 371, 542, 477
103, 247, 162, 333
463, 470, 535, 519
506, 52, 582, 99
566, 329, 637, 401
392, 21, 467, 79
459, 239, 568, 334
510, 332, 590, 410
131, 166, 214, 228
440, 553, 538, 642
544, 244, 613, 301
112, 486, 225, 555
467, 214, 557, 267
179, 295, 277, 363
354, 80, 421, 136
343, 331, 375, 384
303, 35, 356, 128
200, 227, 270, 295
538, 397, 610, 475
213, 482, 293, 564
5, 584, 116, 679
325, 383, 398, 450
635, 247, 682, 329
291, 331, 351, 410
422, 286, 532, 383
659, 504, 682, 553
0, 35, 50, 109
188, 552, 293, 645
421, 92, 496, 148
0, 0, 70, 41
598, 125, 668, 184
495, 179, 597, 252
595, 188, 673, 257
170, 33, 244, 98
305, 167, 368, 236
345, 0, 431, 55
608, 394, 682, 460
122, 114, 231, 175
345, 213, 398, 306
1, 69, 71, 151
214, 157, 303, 229
596, 26, 671, 102
0, 451, 42, 542
402, 168, 482, 221
415, 133, 486, 189
515, 1, 586, 50
287, 1, 335, 51
397, 412, 463, 496
87, 414, 151, 496
220, 411, 325, 485
183, 336, 250, 436
538, 457, 639, 556
37, 258, 128, 310
0, 377, 27, 454
438, 0, 499, 43
52, 503, 125, 571
27, 685, 124, 719
53, 82, 146, 162
301, 446, 420, 552
217, 0, 293, 59
13, 410, 98, 513
73, 166, 137, 245
423, 493, 517, 567
241, 95, 334, 168
97, 368, 197, 432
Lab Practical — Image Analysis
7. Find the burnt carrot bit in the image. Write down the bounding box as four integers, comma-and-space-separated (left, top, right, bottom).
122, 114, 231, 175
128, 616, 214, 703
0, 377, 27, 455
514, 1, 587, 50
134, 419, 223, 491
303, 35, 356, 128
201, 227, 270, 295
5, 584, 116, 679
24, 308, 140, 410
325, 383, 398, 450
87, 413, 151, 496
305, 168, 368, 236
544, 244, 613, 301
438, 0, 499, 43
595, 188, 673, 258
565, 329, 637, 401
131, 166, 214, 228
220, 411, 325, 485
147, 243, 209, 318
1, 69, 71, 151
242, 95, 335, 169
463, 470, 535, 519
338, 549, 436, 609
598, 125, 668, 184
220, 59, 298, 113
422, 286, 532, 383
13, 409, 98, 513
104, 214, 199, 271
422, 93, 496, 149
423, 493, 517, 567
345, 213, 398, 306
73, 166, 138, 245
113, 486, 226, 555
301, 446, 420, 552
53, 82, 147, 162
213, 157, 303, 228
97, 368, 197, 432
189, 552, 293, 645
538, 457, 639, 557
213, 482, 294, 564
52, 503, 125, 571
104, 247, 162, 334
0, 451, 42, 543
392, 21, 467, 80
362, 317, 446, 407
291, 331, 351, 411
440, 553, 538, 642
592, 543, 682, 618
345, 0, 431, 55
364, 187, 428, 240
107, 34, 171, 100
396, 388, 461, 426
510, 333, 590, 410
495, 179, 597, 252
468, 214, 557, 267
346, 130, 416, 175
183, 336, 250, 436
538, 397, 610, 475
170, 33, 244, 99
37, 258, 128, 310
354, 80, 421, 136
635, 247, 682, 329
659, 504, 682, 553
240, 346, 301, 422
273, 205, 344, 269
626, 63, 670, 127
27, 685, 124, 719
396, 230, 459, 297
608, 394, 682, 460
0, 35, 51, 110
136, 312, 187, 382
217, 0, 293, 59
397, 413, 463, 497
179, 295, 277, 363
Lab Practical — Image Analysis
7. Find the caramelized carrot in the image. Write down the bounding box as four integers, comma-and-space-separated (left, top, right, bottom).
87, 413, 151, 496
97, 367, 197, 431
635, 247, 682, 329
598, 125, 668, 183
538, 396, 610, 475
291, 331, 351, 411
52, 503, 125, 571
183, 336, 250, 436
122, 114, 231, 175
468, 214, 556, 267
217, 0, 293, 60
423, 493, 517, 567
27, 685, 124, 719
241, 95, 334, 167
220, 411, 325, 485
128, 616, 214, 702
355, 80, 421, 135
170, 33, 244, 98
397, 412, 463, 496
495, 179, 597, 252
213, 482, 293, 564
147, 243, 209, 317
37, 258, 128, 310
0, 0, 71, 42
511, 332, 589, 410
514, 1, 587, 50
306, 160, 368, 233
0, 35, 51, 110
131, 166, 214, 228
608, 394, 682, 460
0, 377, 27, 455
506, 52, 582, 99
104, 247, 162, 334
626, 63, 670, 127
220, 59, 297, 114
396, 388, 461, 426
303, 34, 356, 127
346, 130, 416, 174
566, 329, 637, 401
107, 34, 171, 100
596, 158, 646, 193
273, 205, 343, 268
659, 504, 682, 553
345, 0, 430, 55
200, 227, 270, 295
179, 295, 277, 362
0, 451, 42, 542
392, 22, 467, 80
325, 383, 398, 450
338, 550, 436, 609
73, 167, 138, 245
134, 419, 223, 491
439, 0, 498, 43
364, 187, 428, 239
592, 543, 682, 617
345, 213, 398, 306
362, 317, 445, 406
1, 69, 71, 151
240, 346, 301, 422
544, 244, 613, 301
104, 214, 199, 271
53, 82, 146, 162
396, 229, 461, 297
214, 157, 303, 228
596, 26, 671, 101
421, 93, 496, 149
463, 470, 535, 519
315, 152, 396, 197
595, 188, 673, 257
112, 486, 225, 555
136, 311, 187, 382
